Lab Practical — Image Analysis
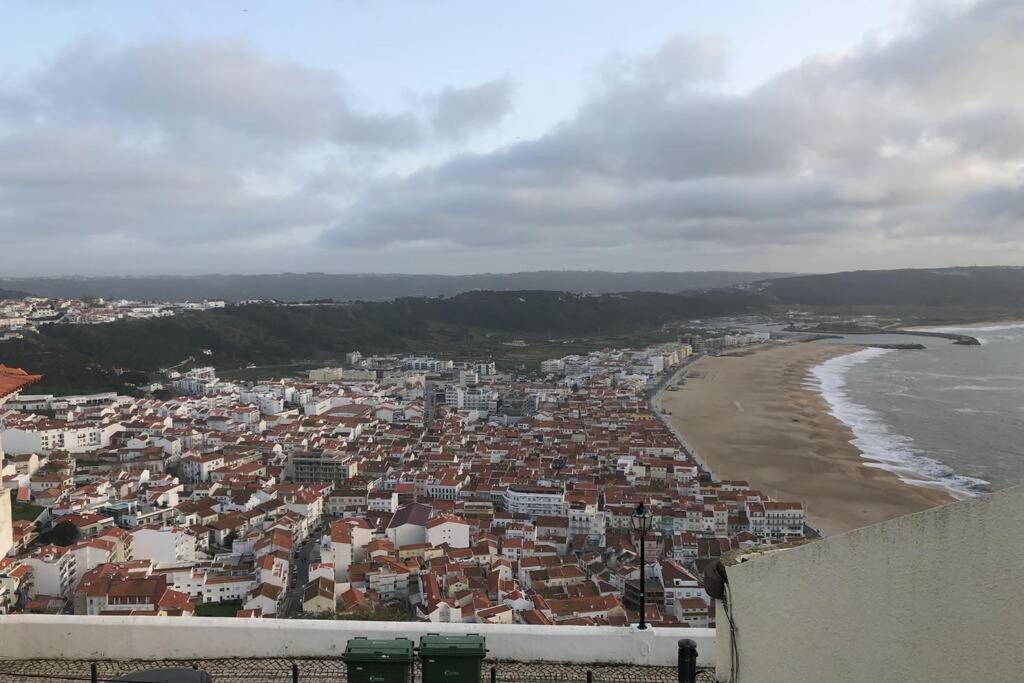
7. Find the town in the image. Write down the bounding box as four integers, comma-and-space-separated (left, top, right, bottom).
0, 296, 227, 340
0, 330, 804, 628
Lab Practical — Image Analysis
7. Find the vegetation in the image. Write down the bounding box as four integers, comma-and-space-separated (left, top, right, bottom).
11, 499, 44, 522
8, 267, 1023, 395
37, 520, 80, 546
758, 266, 1024, 309
195, 600, 243, 617
0, 289, 766, 394
0, 271, 790, 302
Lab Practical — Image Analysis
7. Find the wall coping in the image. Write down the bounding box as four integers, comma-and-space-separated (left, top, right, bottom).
0, 615, 716, 668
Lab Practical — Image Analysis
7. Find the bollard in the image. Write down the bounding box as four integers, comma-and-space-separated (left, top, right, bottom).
292, 663, 299, 683
678, 639, 698, 683
90, 663, 98, 683
586, 670, 593, 683
490, 665, 497, 683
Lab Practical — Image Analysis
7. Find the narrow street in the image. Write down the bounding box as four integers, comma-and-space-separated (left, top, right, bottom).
279, 536, 319, 617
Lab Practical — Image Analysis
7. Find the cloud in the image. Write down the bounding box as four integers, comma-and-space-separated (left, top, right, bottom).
429, 79, 514, 141
4, 2, 1024, 275
324, 0, 1024, 260
0, 37, 421, 246
34, 38, 420, 152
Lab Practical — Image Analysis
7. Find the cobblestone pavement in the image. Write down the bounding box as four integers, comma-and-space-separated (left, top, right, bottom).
0, 659, 716, 683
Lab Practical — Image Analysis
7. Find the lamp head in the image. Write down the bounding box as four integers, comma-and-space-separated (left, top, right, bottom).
630, 501, 650, 533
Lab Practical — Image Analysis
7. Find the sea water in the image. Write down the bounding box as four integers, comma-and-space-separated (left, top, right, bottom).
806, 325, 1024, 498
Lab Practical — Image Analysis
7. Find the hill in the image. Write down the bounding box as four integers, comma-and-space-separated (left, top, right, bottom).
0, 287, 29, 300
0, 289, 766, 393
755, 267, 1024, 309
0, 271, 791, 302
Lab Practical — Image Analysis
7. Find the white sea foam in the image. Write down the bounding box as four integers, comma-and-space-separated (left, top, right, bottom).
806, 348, 990, 499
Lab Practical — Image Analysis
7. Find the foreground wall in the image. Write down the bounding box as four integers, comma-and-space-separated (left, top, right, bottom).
0, 615, 715, 667
717, 484, 1024, 683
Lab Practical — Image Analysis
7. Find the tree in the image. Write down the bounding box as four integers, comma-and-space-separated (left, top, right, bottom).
43, 520, 81, 547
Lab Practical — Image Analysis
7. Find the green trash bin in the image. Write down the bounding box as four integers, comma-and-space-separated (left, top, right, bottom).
418, 633, 487, 683
342, 637, 414, 683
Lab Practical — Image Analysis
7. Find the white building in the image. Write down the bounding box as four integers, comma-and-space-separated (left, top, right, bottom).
22, 548, 77, 598
0, 416, 113, 455
308, 367, 345, 383
503, 486, 566, 518
540, 359, 565, 375
425, 516, 470, 549
386, 503, 431, 548
131, 528, 197, 564
445, 386, 499, 412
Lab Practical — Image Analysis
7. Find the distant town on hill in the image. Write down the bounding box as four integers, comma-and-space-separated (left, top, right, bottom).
4, 266, 1024, 395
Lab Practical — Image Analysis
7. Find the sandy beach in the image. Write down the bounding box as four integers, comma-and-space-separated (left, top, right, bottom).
656, 342, 954, 536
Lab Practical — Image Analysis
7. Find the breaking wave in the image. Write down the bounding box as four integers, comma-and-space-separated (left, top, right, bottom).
806, 348, 991, 499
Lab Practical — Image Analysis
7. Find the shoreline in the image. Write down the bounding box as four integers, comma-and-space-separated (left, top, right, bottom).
655, 342, 954, 536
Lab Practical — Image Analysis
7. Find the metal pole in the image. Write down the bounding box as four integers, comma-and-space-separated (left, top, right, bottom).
586, 670, 594, 683
677, 639, 697, 683
490, 665, 497, 683
90, 664, 98, 683
638, 524, 647, 630
292, 663, 299, 683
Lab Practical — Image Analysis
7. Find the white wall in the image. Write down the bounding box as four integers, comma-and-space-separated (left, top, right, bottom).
131, 529, 196, 564
426, 522, 470, 549
717, 484, 1024, 683
0, 615, 715, 667
0, 428, 43, 455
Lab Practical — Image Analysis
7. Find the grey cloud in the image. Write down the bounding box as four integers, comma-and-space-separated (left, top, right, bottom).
324, 0, 1024, 257
0, 126, 336, 241
0, 38, 422, 247
32, 39, 420, 152
430, 79, 514, 141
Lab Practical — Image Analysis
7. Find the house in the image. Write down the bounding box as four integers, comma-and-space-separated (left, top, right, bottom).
130, 527, 197, 563
426, 515, 471, 549
476, 603, 514, 624
302, 577, 336, 615
20, 545, 76, 598
243, 582, 283, 616
74, 565, 194, 616
546, 595, 626, 623
386, 503, 431, 547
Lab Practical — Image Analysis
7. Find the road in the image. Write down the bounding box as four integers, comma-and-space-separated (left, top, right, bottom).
279, 535, 320, 617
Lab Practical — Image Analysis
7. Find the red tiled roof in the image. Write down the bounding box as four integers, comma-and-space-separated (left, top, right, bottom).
0, 365, 41, 400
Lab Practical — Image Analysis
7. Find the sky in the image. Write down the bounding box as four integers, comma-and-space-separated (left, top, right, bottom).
3, 0, 1022, 276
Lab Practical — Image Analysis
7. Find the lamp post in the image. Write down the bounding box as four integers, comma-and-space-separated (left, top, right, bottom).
630, 501, 652, 630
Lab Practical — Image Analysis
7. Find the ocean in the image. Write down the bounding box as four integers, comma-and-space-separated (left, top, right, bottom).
806, 325, 1024, 498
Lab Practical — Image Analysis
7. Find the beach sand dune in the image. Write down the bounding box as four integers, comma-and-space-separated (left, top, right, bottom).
657, 343, 953, 536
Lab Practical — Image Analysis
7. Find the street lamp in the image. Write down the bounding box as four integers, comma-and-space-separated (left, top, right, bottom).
630, 501, 652, 630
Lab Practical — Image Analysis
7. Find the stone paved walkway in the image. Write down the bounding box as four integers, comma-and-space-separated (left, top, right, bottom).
0, 659, 716, 683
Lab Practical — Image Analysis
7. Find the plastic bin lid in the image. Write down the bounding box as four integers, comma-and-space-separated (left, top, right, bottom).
342, 637, 415, 662
418, 634, 487, 657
